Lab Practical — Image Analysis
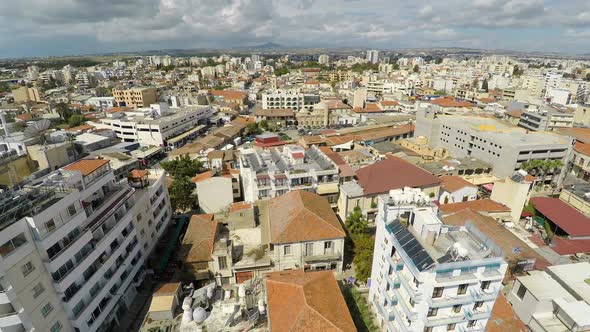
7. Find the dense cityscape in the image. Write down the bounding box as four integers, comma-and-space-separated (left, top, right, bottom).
1, 18, 590, 332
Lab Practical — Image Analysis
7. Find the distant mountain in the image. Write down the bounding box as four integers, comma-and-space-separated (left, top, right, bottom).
238, 42, 283, 50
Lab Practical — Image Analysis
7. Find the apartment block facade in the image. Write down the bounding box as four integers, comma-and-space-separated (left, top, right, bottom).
0, 159, 172, 332
369, 188, 507, 332
112, 87, 157, 108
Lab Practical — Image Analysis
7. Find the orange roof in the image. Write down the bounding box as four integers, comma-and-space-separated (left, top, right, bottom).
63, 159, 109, 176
16, 113, 33, 121
440, 175, 476, 192
266, 270, 356, 332
154, 283, 180, 295
211, 90, 247, 100
380, 100, 399, 106
478, 97, 495, 103
556, 127, 590, 144
105, 106, 131, 114
487, 293, 527, 332
129, 169, 149, 179
438, 198, 510, 214
66, 124, 94, 132
229, 201, 252, 213
574, 141, 590, 157
365, 103, 382, 112
305, 80, 320, 85
180, 214, 217, 263
191, 170, 214, 183
505, 110, 523, 118
264, 190, 346, 244
431, 97, 474, 108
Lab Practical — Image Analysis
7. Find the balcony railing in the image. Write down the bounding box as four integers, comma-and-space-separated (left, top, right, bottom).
425, 313, 466, 327
464, 305, 492, 321
392, 287, 419, 321
303, 251, 341, 262
427, 293, 473, 308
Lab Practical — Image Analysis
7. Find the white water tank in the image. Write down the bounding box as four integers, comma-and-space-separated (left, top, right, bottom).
258, 299, 266, 314
182, 309, 193, 323
193, 307, 207, 323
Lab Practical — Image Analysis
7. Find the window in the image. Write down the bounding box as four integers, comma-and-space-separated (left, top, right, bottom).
457, 284, 468, 295
68, 204, 77, 216
41, 302, 54, 317
45, 219, 56, 233
32, 282, 45, 298
305, 243, 314, 256
324, 241, 332, 254
432, 287, 444, 298
427, 307, 438, 317
0, 233, 27, 257
424, 327, 433, 332
409, 298, 415, 307
481, 280, 491, 291
473, 301, 483, 310
467, 320, 477, 328
283, 245, 291, 255
218, 256, 227, 270
516, 284, 527, 299
452, 304, 462, 313
50, 321, 63, 332
22, 261, 35, 277
447, 323, 456, 331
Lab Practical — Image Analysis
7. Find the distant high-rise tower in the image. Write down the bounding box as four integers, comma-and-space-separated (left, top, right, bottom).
366, 50, 379, 64
318, 54, 330, 65
251, 54, 261, 63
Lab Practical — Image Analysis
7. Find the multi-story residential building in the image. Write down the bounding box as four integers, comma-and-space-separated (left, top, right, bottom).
239, 145, 340, 204
0, 159, 172, 332
112, 87, 157, 108
518, 108, 574, 132
369, 188, 507, 332
318, 54, 330, 65
11, 86, 41, 103
367, 50, 379, 64
95, 104, 215, 147
416, 109, 572, 181
261, 89, 320, 112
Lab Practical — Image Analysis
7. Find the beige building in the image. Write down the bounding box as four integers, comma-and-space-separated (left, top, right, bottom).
490, 170, 535, 222
112, 86, 157, 108
27, 142, 76, 171
399, 136, 448, 161
12, 86, 41, 103
574, 104, 590, 126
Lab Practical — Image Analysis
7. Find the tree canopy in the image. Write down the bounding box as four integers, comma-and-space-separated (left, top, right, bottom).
168, 176, 196, 211
160, 155, 204, 178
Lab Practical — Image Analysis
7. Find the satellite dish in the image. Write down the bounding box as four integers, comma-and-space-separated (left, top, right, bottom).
24, 119, 51, 144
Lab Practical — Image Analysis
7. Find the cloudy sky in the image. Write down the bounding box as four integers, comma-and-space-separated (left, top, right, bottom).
1, 0, 589, 58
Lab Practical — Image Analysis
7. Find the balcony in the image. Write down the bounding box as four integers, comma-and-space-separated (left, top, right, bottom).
470, 286, 498, 302
0, 309, 22, 329
464, 305, 492, 321
303, 251, 341, 263
86, 188, 134, 232
425, 313, 466, 327
428, 293, 473, 308
397, 272, 423, 302
389, 304, 411, 332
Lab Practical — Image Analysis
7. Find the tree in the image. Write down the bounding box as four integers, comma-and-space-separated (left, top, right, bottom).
95, 86, 112, 97
435, 57, 443, 64
413, 64, 420, 73
55, 102, 73, 120
259, 120, 269, 131
513, 65, 524, 77
351, 233, 374, 282
586, 73, 590, 82
168, 176, 196, 211
274, 68, 289, 76
68, 114, 85, 128
481, 78, 489, 92
521, 159, 563, 183
346, 206, 368, 234
160, 155, 204, 178
246, 122, 263, 135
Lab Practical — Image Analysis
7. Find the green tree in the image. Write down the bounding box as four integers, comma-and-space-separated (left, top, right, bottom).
259, 120, 269, 131
246, 122, 263, 135
168, 176, 196, 211
585, 73, 590, 82
351, 233, 374, 282
522, 159, 563, 183
95, 86, 112, 97
55, 102, 73, 120
435, 57, 443, 64
346, 206, 368, 234
274, 68, 289, 76
481, 78, 489, 92
68, 114, 85, 128
413, 64, 420, 73
160, 155, 204, 178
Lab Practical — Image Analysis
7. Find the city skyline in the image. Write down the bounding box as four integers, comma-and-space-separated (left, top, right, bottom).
1, 0, 590, 58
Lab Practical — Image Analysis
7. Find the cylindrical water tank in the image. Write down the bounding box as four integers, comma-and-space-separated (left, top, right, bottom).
224, 289, 231, 299
258, 299, 265, 314
182, 309, 193, 323
193, 307, 207, 323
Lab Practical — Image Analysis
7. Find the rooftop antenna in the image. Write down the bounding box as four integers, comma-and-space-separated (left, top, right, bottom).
24, 119, 51, 147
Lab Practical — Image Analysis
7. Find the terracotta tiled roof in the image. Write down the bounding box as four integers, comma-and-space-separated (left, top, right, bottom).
440, 175, 476, 192
380, 100, 399, 106
574, 141, 590, 157
180, 214, 217, 263
229, 201, 252, 213
443, 209, 550, 270
65, 124, 94, 132
129, 169, 149, 179
191, 170, 214, 183
505, 110, 523, 118
325, 100, 351, 110
105, 106, 131, 114
211, 90, 247, 100
487, 293, 527, 332
431, 97, 474, 108
16, 113, 33, 121
530, 197, 590, 237
305, 80, 320, 85
438, 198, 509, 214
266, 270, 356, 332
478, 97, 495, 103
355, 156, 441, 195
253, 108, 294, 117
63, 159, 109, 176
265, 190, 346, 244
556, 127, 590, 144
365, 103, 382, 112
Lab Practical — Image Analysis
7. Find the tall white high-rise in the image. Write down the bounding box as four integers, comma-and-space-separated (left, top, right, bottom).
0, 159, 172, 332
318, 54, 330, 65
367, 50, 380, 64
369, 188, 507, 332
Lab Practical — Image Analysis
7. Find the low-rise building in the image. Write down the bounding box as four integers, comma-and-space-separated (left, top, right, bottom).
112, 86, 157, 108
518, 109, 574, 132
439, 175, 478, 204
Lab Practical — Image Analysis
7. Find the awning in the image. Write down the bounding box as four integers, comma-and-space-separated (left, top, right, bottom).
157, 216, 188, 271
167, 125, 206, 144
317, 182, 339, 195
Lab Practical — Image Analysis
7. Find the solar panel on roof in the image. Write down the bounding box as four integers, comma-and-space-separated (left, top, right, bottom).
386, 220, 435, 271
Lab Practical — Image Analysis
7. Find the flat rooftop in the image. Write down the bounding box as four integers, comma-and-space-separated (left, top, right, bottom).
546, 262, 590, 304
517, 270, 574, 301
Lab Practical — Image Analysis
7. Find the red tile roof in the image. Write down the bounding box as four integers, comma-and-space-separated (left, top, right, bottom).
266, 190, 346, 244
505, 110, 523, 118
440, 175, 476, 192
531, 197, 590, 237
266, 270, 356, 332
487, 293, 527, 332
65, 124, 94, 132
229, 201, 252, 213
574, 141, 590, 157
438, 198, 510, 214
191, 170, 214, 183
355, 156, 441, 195
531, 234, 590, 255
211, 90, 247, 100
63, 159, 109, 176
181, 214, 217, 263
380, 100, 399, 106
431, 97, 474, 108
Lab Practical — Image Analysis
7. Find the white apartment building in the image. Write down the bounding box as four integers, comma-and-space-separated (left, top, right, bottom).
370, 188, 507, 332
367, 50, 380, 64
261, 89, 320, 111
95, 104, 215, 147
318, 54, 330, 65
239, 145, 339, 204
0, 159, 172, 332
